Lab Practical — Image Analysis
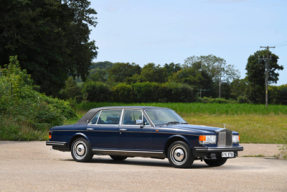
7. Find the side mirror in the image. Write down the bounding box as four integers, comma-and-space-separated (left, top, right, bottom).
136, 119, 144, 128
136, 120, 143, 124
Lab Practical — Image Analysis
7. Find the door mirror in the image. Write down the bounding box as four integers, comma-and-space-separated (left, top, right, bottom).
136, 120, 143, 124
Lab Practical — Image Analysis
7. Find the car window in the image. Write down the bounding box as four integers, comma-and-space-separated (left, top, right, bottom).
145, 109, 186, 125
122, 110, 150, 125
90, 111, 101, 124
98, 110, 122, 124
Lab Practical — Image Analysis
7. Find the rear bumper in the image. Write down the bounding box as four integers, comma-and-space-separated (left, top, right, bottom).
46, 141, 67, 146
194, 146, 244, 152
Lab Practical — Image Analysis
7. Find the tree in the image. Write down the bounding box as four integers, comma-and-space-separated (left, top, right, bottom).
184, 55, 240, 82
0, 0, 97, 95
164, 62, 182, 78
108, 62, 141, 82
246, 50, 283, 103
139, 63, 168, 83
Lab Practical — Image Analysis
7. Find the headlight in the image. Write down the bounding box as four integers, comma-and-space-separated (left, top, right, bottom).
232, 135, 240, 143
199, 135, 216, 144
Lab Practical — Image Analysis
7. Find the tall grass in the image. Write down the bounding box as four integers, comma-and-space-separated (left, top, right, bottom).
76, 102, 287, 115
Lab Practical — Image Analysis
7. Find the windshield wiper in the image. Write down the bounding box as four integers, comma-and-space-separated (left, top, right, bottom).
166, 121, 180, 125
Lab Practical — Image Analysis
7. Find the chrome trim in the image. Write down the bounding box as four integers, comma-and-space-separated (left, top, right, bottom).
92, 149, 163, 153
119, 128, 127, 131
46, 141, 67, 146
87, 128, 94, 131
92, 148, 165, 158
194, 146, 244, 152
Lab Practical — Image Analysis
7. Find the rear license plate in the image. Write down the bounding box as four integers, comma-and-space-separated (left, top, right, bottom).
222, 152, 234, 158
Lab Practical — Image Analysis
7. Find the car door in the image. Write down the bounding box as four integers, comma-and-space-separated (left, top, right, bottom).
86, 109, 122, 149
118, 109, 153, 150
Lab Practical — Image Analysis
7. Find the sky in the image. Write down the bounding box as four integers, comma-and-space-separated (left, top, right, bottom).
89, 0, 287, 85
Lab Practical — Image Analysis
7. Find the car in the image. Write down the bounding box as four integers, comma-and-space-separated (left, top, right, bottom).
46, 106, 243, 168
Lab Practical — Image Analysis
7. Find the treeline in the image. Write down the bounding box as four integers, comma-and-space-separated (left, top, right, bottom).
60, 53, 286, 104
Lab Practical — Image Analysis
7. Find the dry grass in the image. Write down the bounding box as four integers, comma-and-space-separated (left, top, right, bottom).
183, 114, 287, 144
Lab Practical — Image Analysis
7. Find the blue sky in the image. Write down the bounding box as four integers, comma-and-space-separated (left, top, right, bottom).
89, 0, 287, 85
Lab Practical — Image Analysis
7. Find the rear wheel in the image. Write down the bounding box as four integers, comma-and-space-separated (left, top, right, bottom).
71, 138, 93, 162
167, 141, 194, 168
204, 158, 227, 167
110, 156, 127, 161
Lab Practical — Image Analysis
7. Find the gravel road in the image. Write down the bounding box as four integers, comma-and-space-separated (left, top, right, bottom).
0, 141, 286, 192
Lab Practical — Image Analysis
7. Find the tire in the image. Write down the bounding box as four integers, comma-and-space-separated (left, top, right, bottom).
204, 158, 227, 167
110, 156, 127, 161
167, 141, 194, 168
71, 138, 93, 162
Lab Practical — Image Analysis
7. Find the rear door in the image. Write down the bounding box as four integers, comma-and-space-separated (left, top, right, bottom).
86, 109, 122, 149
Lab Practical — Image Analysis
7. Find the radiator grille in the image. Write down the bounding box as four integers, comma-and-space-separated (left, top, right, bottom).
217, 129, 232, 147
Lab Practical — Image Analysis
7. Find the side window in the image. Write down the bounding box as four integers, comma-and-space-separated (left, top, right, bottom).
90, 111, 101, 124
123, 110, 142, 125
122, 110, 150, 125
98, 110, 122, 124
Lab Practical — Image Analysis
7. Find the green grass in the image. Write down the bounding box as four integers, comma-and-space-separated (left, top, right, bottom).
75, 102, 287, 115
74, 102, 287, 144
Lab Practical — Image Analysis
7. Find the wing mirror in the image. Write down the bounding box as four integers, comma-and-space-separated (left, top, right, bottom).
136, 120, 144, 128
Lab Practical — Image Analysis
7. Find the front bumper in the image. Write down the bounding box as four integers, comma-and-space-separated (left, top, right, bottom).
193, 145, 243, 160
194, 146, 244, 152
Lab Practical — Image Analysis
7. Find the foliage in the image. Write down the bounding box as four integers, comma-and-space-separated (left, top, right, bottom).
246, 50, 284, 103
164, 62, 182, 78
138, 63, 168, 83
183, 55, 240, 82
269, 84, 287, 105
57, 77, 82, 102
0, 0, 97, 95
0, 56, 76, 140
108, 62, 141, 83
82, 81, 111, 102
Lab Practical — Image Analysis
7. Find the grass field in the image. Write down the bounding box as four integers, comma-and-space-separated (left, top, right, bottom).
73, 102, 287, 144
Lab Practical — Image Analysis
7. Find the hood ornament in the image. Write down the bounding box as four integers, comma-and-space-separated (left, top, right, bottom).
223, 124, 226, 128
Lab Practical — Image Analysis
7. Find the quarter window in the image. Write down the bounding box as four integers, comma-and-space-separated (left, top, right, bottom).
90, 111, 101, 124
98, 110, 122, 124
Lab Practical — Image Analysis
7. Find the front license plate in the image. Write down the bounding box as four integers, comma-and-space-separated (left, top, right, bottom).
222, 152, 234, 158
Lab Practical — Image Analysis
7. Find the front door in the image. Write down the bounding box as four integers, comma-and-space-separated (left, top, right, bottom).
118, 109, 153, 150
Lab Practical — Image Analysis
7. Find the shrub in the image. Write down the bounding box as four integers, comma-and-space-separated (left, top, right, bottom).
0, 56, 76, 140
82, 81, 111, 102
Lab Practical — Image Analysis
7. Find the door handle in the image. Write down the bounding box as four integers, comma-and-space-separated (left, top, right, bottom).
87, 128, 94, 131
119, 128, 127, 131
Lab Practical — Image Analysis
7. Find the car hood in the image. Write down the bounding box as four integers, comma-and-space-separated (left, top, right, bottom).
157, 124, 237, 134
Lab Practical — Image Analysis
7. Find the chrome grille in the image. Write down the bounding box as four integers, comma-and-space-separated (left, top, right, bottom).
217, 129, 232, 147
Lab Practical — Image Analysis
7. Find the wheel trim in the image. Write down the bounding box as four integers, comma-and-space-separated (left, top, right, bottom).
73, 140, 87, 160
170, 144, 187, 165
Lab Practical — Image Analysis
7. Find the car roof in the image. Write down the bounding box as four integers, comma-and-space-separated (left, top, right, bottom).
75, 106, 171, 124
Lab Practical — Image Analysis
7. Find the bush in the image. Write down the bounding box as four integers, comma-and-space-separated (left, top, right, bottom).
237, 95, 250, 104
0, 56, 76, 141
82, 81, 111, 102
111, 83, 133, 103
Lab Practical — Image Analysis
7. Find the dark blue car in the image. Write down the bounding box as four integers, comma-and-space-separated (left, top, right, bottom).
46, 106, 243, 168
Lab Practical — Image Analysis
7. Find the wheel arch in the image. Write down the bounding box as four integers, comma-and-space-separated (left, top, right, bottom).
68, 133, 91, 151
163, 135, 193, 156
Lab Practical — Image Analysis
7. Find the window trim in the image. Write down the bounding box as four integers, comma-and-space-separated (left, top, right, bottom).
89, 109, 124, 126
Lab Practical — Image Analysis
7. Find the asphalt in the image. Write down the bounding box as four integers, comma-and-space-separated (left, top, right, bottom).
0, 141, 286, 192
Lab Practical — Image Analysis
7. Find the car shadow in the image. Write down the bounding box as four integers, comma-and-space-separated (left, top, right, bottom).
62, 157, 210, 169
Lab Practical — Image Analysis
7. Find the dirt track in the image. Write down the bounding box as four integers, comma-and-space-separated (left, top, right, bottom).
0, 141, 286, 192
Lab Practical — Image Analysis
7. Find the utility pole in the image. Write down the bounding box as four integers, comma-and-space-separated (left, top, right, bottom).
259, 46, 275, 109
219, 76, 221, 98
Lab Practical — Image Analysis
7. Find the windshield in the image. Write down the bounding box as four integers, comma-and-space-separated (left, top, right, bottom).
145, 109, 187, 125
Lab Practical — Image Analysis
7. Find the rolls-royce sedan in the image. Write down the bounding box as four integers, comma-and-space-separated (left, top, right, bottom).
46, 106, 243, 168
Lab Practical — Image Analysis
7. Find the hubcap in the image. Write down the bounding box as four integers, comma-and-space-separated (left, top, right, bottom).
76, 144, 85, 156
170, 144, 187, 165
73, 140, 87, 160
174, 149, 184, 161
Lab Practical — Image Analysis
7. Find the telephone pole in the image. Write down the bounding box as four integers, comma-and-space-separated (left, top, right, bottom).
259, 46, 275, 109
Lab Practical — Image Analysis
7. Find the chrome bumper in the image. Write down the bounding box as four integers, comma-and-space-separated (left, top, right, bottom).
194, 146, 243, 152
46, 141, 67, 147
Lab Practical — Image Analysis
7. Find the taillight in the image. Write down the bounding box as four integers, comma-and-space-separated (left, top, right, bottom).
49, 131, 52, 139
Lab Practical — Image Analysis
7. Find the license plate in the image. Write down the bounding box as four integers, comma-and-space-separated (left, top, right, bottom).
222, 152, 234, 158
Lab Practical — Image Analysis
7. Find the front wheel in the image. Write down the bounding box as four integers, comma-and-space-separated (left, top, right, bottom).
110, 156, 127, 161
204, 158, 227, 167
71, 138, 93, 162
167, 141, 194, 168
